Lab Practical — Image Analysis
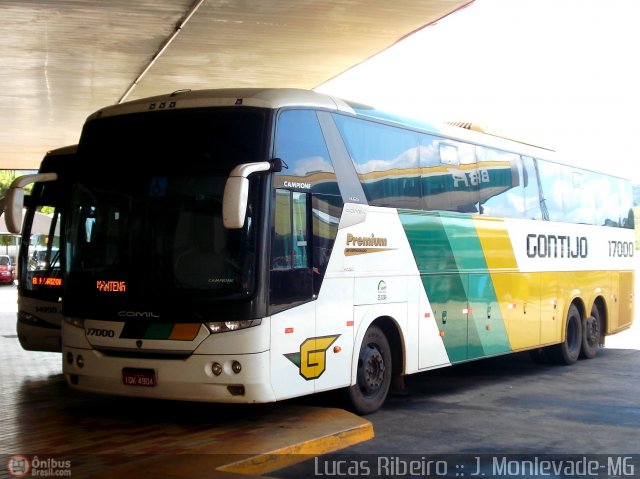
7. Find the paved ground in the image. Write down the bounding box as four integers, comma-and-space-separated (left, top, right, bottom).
0, 285, 373, 478
1, 269, 638, 478
275, 263, 640, 478
276, 343, 640, 478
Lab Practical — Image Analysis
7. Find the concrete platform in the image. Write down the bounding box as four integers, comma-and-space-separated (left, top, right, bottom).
0, 285, 373, 478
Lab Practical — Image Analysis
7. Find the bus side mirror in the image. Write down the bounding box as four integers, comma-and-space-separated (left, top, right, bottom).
2, 172, 58, 234
223, 176, 249, 229
222, 162, 272, 229
4, 188, 25, 234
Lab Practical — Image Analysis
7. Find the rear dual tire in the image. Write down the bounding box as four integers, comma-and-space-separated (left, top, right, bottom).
531, 303, 602, 365
580, 305, 601, 359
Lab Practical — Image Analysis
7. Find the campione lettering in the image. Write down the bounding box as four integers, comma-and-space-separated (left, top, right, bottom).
283, 180, 311, 189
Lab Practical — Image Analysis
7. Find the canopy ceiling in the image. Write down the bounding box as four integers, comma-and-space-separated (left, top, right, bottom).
0, 0, 473, 170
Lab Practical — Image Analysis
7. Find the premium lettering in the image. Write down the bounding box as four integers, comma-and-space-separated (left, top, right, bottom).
346, 233, 388, 247
526, 234, 588, 258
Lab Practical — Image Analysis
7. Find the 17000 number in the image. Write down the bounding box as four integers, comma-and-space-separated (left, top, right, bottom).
86, 328, 115, 337
609, 241, 634, 257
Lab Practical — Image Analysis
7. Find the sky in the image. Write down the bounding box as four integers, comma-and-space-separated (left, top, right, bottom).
316, 0, 640, 184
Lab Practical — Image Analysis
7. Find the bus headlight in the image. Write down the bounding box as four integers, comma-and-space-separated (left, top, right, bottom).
17, 311, 44, 326
64, 317, 85, 329
206, 319, 261, 334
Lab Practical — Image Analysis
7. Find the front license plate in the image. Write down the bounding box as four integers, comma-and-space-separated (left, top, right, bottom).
122, 368, 156, 387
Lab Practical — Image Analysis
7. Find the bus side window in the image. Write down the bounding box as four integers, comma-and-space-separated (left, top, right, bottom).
273, 109, 339, 196
476, 146, 524, 218
439, 143, 459, 165
273, 189, 309, 269
535, 160, 565, 222
332, 113, 421, 209
270, 189, 313, 311
592, 175, 623, 227
521, 156, 542, 220
291, 192, 309, 268
618, 178, 634, 228
421, 136, 478, 213
563, 168, 596, 225
273, 189, 293, 269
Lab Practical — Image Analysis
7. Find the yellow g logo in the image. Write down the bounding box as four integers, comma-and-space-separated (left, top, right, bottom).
285, 335, 340, 380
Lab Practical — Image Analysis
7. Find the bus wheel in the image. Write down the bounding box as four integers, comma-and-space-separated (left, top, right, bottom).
580, 306, 601, 359
346, 325, 392, 415
551, 304, 582, 365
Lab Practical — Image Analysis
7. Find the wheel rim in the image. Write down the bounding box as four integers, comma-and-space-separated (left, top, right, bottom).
357, 343, 386, 397
585, 316, 598, 347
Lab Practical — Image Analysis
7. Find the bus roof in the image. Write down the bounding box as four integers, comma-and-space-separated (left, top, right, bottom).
84, 88, 623, 180
46, 144, 78, 157
87, 88, 357, 120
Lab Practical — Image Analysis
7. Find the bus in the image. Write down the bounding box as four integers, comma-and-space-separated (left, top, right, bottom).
3, 88, 634, 414
15, 145, 76, 352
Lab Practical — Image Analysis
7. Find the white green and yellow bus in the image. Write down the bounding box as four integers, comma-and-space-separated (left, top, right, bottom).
3, 88, 634, 414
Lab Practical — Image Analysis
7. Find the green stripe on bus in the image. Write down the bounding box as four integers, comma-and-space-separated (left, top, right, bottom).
144, 323, 174, 340
399, 210, 511, 362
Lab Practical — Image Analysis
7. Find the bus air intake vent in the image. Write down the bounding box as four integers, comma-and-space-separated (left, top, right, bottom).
446, 121, 488, 133
445, 121, 554, 151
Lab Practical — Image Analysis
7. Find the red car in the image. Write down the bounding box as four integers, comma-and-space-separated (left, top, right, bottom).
0, 255, 15, 285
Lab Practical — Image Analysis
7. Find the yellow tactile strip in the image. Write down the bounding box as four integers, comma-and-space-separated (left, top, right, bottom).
92, 407, 373, 478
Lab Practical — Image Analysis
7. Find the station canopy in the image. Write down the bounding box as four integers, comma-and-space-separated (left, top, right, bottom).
0, 0, 473, 171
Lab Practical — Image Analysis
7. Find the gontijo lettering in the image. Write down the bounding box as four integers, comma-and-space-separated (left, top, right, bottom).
526, 234, 588, 258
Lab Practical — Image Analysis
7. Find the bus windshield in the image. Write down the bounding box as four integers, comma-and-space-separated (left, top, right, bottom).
64, 107, 267, 320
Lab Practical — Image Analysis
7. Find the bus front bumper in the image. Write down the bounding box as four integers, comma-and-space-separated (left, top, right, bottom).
63, 346, 276, 404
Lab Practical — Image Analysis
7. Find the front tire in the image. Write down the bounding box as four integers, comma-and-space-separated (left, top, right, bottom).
346, 325, 392, 415
551, 304, 582, 365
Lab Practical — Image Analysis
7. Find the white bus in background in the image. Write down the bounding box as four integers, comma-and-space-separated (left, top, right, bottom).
14, 145, 75, 352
